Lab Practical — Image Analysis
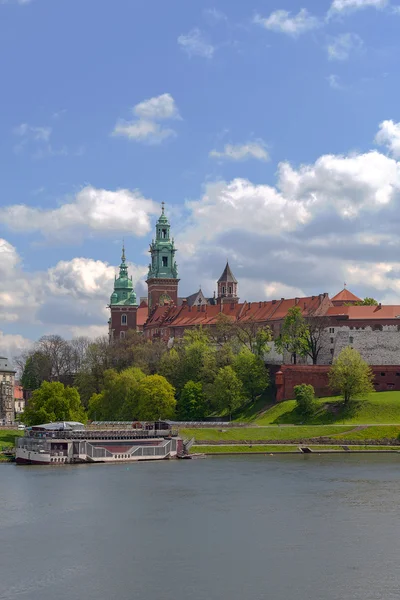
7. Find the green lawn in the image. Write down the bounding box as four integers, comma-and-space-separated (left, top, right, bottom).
248, 391, 400, 425
181, 425, 356, 442
192, 444, 400, 454
0, 430, 20, 462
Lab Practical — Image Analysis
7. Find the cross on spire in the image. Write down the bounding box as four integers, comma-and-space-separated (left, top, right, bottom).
121, 239, 126, 262
161, 201, 165, 214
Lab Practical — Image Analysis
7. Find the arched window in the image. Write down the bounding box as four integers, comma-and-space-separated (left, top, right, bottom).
222, 286, 226, 294
120, 331, 125, 339
121, 314, 127, 325
228, 286, 232, 294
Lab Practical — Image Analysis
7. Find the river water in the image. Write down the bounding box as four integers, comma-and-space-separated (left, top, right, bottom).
1, 455, 400, 600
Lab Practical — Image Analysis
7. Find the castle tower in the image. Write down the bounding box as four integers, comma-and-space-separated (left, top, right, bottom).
217, 261, 239, 304
146, 202, 179, 309
108, 244, 138, 341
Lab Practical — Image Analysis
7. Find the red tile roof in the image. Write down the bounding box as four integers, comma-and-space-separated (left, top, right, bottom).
328, 305, 400, 320
136, 306, 149, 327
331, 288, 361, 303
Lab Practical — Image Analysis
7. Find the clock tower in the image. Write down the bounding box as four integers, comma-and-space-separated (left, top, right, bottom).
146, 203, 179, 310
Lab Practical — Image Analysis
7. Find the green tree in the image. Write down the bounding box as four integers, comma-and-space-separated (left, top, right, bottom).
136, 374, 176, 420
276, 306, 309, 364
20, 352, 52, 391
22, 381, 86, 426
355, 297, 379, 306
213, 366, 244, 420
329, 347, 374, 405
158, 348, 183, 390
178, 381, 207, 420
294, 384, 316, 418
87, 367, 146, 420
232, 350, 269, 402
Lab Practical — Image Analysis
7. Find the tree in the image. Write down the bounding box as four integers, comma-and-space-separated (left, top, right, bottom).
212, 366, 244, 420
75, 336, 111, 406
20, 352, 52, 390
276, 307, 309, 364
232, 350, 269, 402
177, 381, 207, 420
22, 381, 86, 426
355, 297, 379, 306
329, 347, 374, 405
303, 315, 326, 365
136, 375, 176, 420
87, 367, 146, 420
294, 384, 316, 418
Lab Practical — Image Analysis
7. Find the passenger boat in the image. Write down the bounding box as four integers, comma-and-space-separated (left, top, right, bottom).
15, 421, 183, 465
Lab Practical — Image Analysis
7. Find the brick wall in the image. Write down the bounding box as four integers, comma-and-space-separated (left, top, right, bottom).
275, 365, 400, 401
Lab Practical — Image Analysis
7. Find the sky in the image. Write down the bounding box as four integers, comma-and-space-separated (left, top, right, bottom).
2, 0, 400, 358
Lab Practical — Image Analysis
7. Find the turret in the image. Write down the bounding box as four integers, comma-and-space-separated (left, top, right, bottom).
217, 261, 239, 304
108, 244, 139, 342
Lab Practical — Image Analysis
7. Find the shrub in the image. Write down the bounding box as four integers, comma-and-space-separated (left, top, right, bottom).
294, 384, 316, 418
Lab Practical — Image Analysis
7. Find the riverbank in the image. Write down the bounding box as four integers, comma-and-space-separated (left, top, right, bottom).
192, 444, 400, 455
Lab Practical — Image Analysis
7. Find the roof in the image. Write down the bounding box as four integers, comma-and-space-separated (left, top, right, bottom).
327, 305, 400, 320
145, 293, 331, 330
136, 306, 149, 327
217, 262, 237, 284
331, 288, 361, 303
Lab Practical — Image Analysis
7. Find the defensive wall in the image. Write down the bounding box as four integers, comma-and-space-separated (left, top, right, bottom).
275, 365, 400, 402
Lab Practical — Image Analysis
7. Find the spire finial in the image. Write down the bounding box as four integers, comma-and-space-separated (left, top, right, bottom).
161, 201, 165, 215
344, 281, 347, 288
121, 240, 126, 263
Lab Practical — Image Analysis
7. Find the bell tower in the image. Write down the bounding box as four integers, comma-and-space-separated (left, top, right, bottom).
146, 202, 179, 310
108, 244, 138, 342
217, 261, 239, 305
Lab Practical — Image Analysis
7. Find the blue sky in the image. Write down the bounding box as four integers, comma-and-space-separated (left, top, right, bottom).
2, 0, 400, 356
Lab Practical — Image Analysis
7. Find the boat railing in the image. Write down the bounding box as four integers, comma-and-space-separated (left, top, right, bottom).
26, 429, 178, 441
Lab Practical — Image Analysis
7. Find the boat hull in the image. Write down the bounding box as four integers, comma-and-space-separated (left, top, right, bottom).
15, 448, 51, 465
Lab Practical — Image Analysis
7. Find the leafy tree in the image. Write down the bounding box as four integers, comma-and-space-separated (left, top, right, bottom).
20, 352, 52, 390
87, 367, 146, 420
216, 342, 235, 369
177, 381, 207, 420
294, 384, 316, 418
212, 314, 272, 357
303, 316, 326, 366
329, 347, 374, 405
213, 366, 244, 420
159, 348, 183, 390
276, 306, 309, 364
22, 381, 86, 426
355, 297, 379, 306
232, 350, 269, 401
136, 375, 176, 420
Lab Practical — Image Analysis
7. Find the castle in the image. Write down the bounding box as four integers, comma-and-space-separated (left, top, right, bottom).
109, 205, 400, 396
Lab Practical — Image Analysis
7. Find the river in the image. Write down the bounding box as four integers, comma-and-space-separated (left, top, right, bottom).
1, 455, 400, 600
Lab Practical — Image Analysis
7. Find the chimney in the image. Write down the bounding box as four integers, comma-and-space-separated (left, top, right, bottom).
182, 298, 187, 305
295, 297, 299, 305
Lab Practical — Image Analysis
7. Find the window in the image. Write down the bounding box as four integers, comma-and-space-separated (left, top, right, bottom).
222, 286, 226, 294
162, 229, 167, 239
162, 256, 168, 267
329, 328, 335, 334
381, 372, 385, 377
330, 337, 334, 344
120, 331, 125, 339
121, 314, 127, 325
330, 349, 334, 355
396, 373, 400, 377
228, 286, 232, 294
349, 337, 354, 344
374, 325, 383, 332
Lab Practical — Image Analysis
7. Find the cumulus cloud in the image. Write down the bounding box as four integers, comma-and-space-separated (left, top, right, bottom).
329, 0, 388, 14
178, 29, 215, 58
327, 33, 363, 61
375, 120, 400, 158
209, 141, 270, 162
0, 332, 32, 362
254, 9, 320, 36
113, 93, 180, 143
0, 185, 158, 240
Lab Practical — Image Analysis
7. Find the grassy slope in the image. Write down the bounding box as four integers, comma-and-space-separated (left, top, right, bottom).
248, 391, 400, 425
0, 430, 20, 462
181, 425, 355, 442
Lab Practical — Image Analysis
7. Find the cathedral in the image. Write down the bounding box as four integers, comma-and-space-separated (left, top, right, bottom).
109, 205, 400, 394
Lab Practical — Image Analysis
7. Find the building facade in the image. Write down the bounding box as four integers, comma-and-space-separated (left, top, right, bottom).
109, 206, 400, 372
0, 357, 16, 425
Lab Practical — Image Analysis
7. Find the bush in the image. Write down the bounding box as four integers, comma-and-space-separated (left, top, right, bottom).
294, 384, 316, 418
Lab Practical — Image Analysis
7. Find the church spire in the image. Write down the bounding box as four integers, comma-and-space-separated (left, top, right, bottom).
119, 241, 128, 279
217, 261, 239, 305
110, 245, 137, 306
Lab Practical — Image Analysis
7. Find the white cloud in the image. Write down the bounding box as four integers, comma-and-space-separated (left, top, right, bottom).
254, 9, 320, 36
203, 8, 227, 23
0, 185, 159, 239
327, 74, 341, 89
329, 0, 388, 14
209, 141, 270, 162
14, 123, 52, 141
375, 120, 400, 158
178, 28, 215, 58
0, 332, 32, 362
113, 93, 180, 143
327, 33, 363, 61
